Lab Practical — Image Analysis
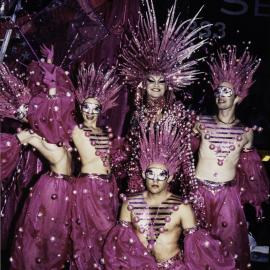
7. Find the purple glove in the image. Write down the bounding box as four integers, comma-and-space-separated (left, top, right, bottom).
40, 44, 54, 64
40, 64, 57, 89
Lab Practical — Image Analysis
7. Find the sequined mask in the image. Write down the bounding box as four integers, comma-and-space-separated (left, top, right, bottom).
145, 167, 169, 182
81, 102, 102, 115
214, 86, 234, 98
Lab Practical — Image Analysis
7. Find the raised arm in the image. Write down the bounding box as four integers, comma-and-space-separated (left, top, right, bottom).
27, 56, 76, 145
16, 130, 61, 162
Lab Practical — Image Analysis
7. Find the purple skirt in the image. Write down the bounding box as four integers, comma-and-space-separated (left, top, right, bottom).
70, 173, 119, 270
196, 179, 250, 270
10, 172, 73, 270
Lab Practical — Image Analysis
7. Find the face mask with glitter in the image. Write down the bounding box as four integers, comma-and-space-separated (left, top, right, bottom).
214, 86, 234, 98
145, 167, 169, 182
81, 102, 102, 115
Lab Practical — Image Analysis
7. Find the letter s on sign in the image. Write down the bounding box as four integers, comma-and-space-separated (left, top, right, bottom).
221, 0, 248, 15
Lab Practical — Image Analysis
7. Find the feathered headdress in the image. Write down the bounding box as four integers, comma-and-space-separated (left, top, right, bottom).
139, 117, 189, 176
209, 45, 261, 100
0, 63, 32, 119
119, 0, 209, 91
75, 63, 122, 112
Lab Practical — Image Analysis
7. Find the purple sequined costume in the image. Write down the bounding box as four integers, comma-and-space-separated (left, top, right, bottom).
70, 63, 122, 269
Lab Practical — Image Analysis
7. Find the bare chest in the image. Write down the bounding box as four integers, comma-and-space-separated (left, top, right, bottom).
199, 117, 248, 166
73, 128, 111, 167
128, 194, 181, 251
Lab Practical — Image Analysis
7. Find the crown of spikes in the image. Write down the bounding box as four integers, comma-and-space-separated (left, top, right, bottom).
209, 45, 261, 101
0, 63, 32, 119
139, 117, 189, 176
76, 63, 122, 112
119, 0, 209, 91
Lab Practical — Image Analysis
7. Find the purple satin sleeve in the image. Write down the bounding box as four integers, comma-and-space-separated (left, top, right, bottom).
28, 92, 76, 145
235, 149, 269, 206
183, 229, 235, 270
103, 223, 157, 270
0, 133, 21, 180
27, 61, 75, 96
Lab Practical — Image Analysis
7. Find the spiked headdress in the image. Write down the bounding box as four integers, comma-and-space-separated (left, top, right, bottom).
76, 63, 121, 112
119, 0, 209, 91
209, 45, 260, 100
139, 117, 189, 176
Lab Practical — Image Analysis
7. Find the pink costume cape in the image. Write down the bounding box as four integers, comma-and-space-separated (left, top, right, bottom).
0, 134, 21, 180
235, 149, 269, 207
